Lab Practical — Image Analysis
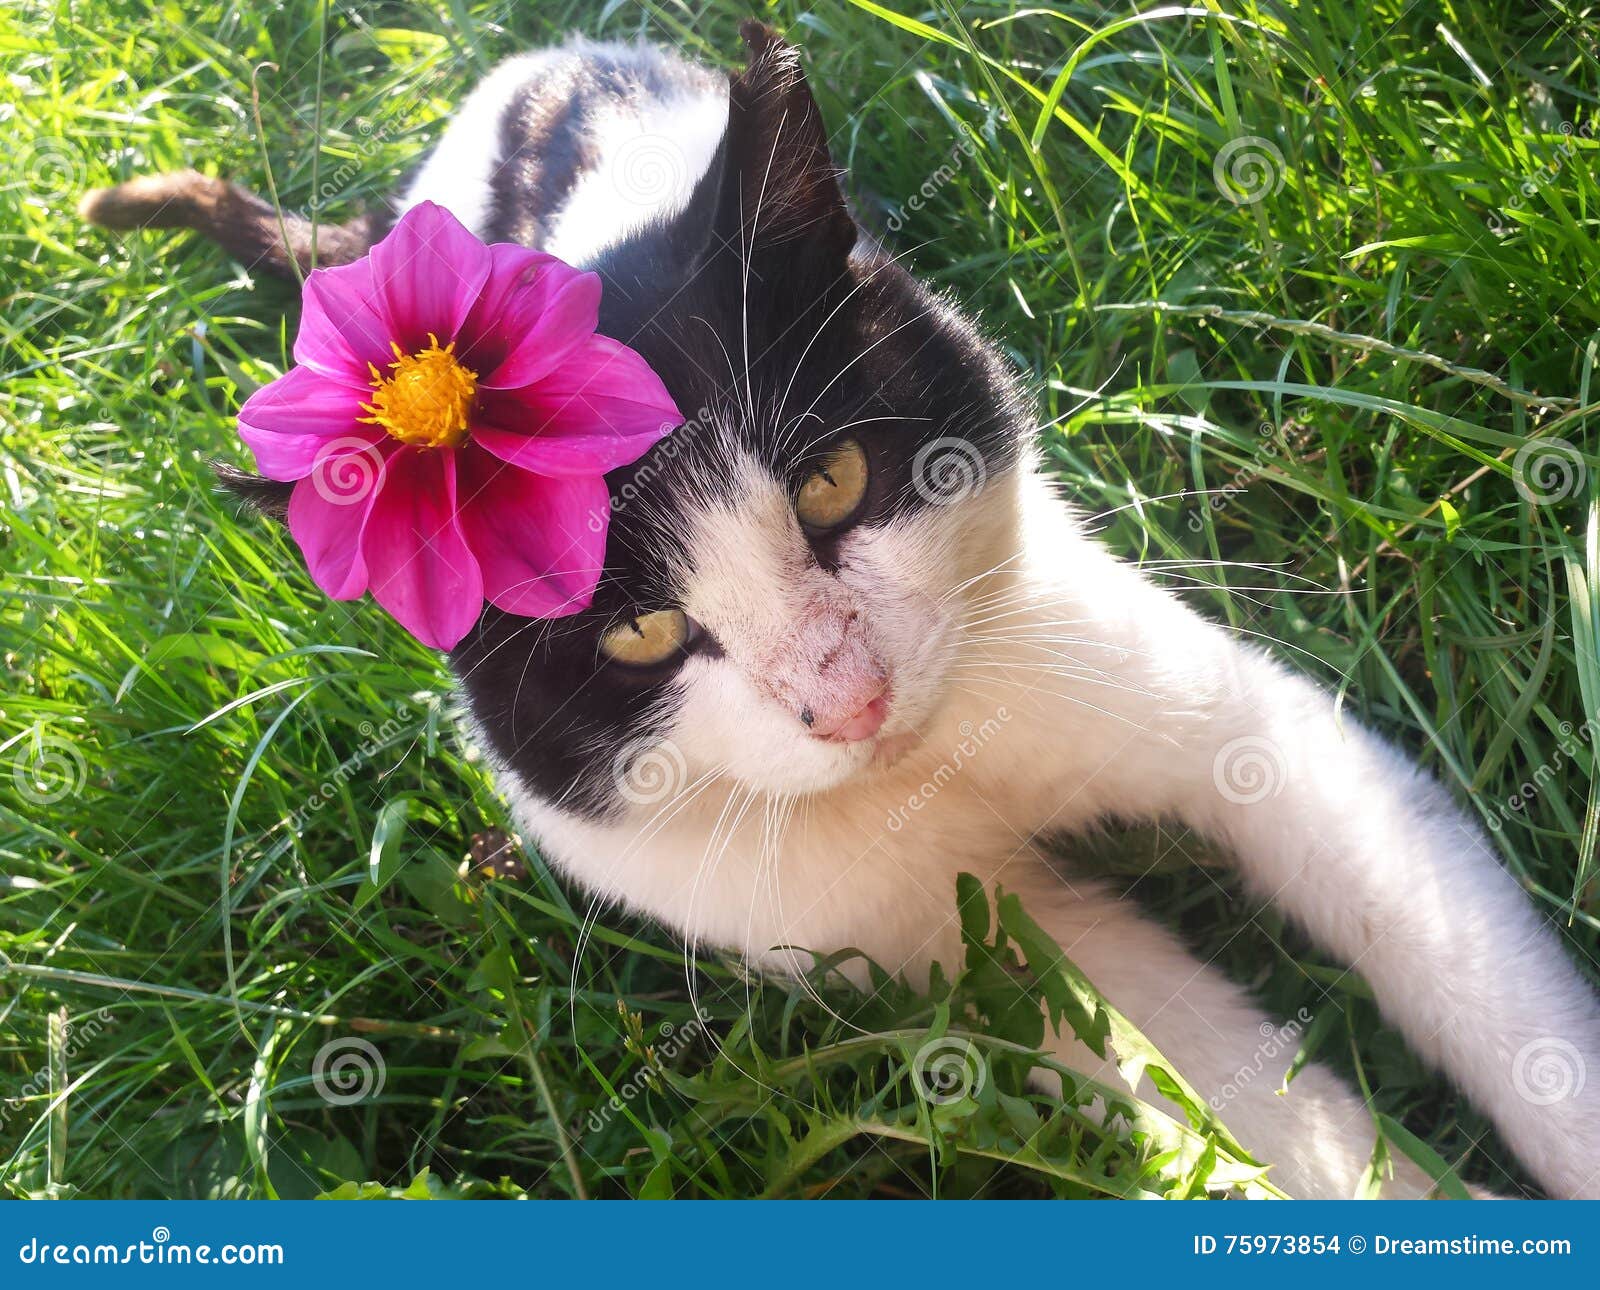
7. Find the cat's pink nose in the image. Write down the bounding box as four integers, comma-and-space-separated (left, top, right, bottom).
806, 692, 890, 743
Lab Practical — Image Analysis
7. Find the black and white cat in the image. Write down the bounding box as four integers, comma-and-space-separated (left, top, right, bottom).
83, 23, 1600, 1199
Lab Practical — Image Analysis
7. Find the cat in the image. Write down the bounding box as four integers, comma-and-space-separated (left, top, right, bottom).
80, 21, 1600, 1199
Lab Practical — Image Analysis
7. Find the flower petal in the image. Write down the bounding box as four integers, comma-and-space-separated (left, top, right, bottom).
295, 258, 395, 384
471, 336, 682, 478
456, 445, 606, 618
456, 245, 562, 359
359, 447, 485, 650
237, 366, 383, 480
286, 456, 385, 600
461, 248, 602, 390
370, 201, 492, 352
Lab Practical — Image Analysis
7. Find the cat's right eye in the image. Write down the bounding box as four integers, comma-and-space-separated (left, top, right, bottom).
599, 609, 691, 668
795, 439, 869, 533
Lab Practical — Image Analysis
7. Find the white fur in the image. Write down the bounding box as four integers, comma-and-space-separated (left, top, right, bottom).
432, 49, 1600, 1198
398, 50, 562, 238
490, 443, 1600, 1199
542, 91, 726, 266
397, 40, 725, 266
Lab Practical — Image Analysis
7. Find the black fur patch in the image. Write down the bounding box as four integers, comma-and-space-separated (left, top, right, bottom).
224, 26, 1030, 820
454, 26, 1025, 818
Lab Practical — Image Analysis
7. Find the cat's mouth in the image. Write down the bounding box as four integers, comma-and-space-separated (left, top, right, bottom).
813, 686, 923, 769
816, 691, 891, 743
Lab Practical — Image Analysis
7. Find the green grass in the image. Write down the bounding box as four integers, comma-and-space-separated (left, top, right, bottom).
4, 0, 1600, 1199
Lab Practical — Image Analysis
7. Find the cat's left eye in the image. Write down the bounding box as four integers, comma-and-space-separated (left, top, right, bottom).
796, 439, 869, 533
599, 609, 691, 667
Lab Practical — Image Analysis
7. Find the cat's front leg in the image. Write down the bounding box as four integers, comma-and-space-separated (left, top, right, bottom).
1145, 621, 1600, 1198
1002, 872, 1444, 1198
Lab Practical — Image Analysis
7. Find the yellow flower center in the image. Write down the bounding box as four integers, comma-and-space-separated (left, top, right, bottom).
360, 335, 478, 449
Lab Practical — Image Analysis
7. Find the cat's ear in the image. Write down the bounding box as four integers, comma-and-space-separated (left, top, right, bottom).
710, 21, 856, 270
213, 463, 292, 521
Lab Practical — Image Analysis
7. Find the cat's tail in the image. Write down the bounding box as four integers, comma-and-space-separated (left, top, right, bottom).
77, 170, 375, 278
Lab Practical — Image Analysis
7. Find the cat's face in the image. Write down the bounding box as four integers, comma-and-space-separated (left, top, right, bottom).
452, 33, 1027, 819
457, 389, 1021, 816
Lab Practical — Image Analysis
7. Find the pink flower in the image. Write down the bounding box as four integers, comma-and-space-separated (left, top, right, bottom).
236, 201, 681, 649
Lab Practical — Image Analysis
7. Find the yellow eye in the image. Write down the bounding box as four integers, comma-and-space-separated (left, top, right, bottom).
599, 609, 690, 667
795, 439, 869, 532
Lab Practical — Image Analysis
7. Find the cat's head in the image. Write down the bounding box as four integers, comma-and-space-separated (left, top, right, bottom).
235, 24, 1032, 818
